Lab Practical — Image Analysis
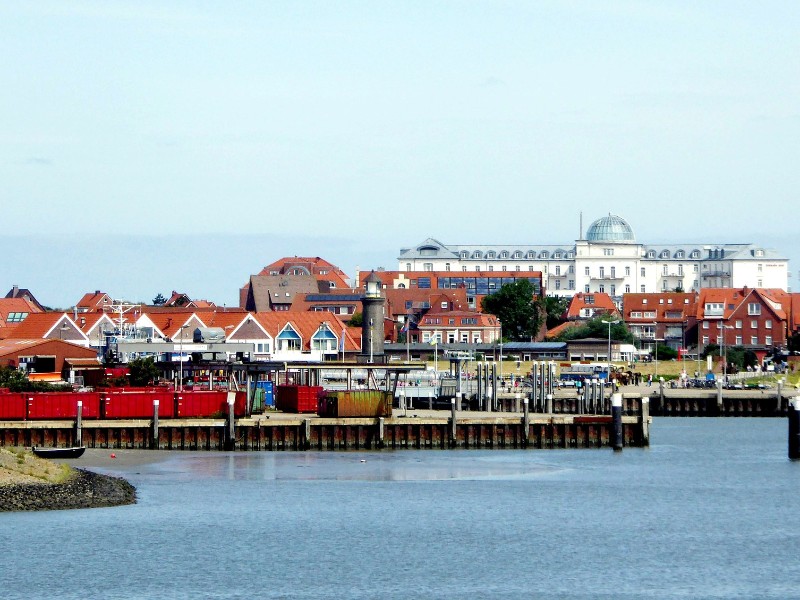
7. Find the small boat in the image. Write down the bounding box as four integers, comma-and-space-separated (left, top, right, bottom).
31, 446, 86, 459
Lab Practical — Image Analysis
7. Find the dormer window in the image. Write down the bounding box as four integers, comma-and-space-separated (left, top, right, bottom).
691, 250, 700, 259
647, 250, 656, 258
527, 251, 535, 259
676, 250, 684, 259
473, 251, 482, 259
660, 250, 669, 259
500, 251, 508, 259
487, 251, 496, 259
540, 251, 549, 259
460, 251, 468, 259
554, 252, 561, 259
513, 251, 521, 259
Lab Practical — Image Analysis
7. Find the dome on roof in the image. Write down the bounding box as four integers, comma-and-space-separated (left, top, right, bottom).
586, 214, 635, 242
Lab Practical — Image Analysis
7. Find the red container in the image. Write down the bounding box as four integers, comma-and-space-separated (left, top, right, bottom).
176, 391, 229, 418
102, 391, 175, 419
276, 385, 324, 413
26, 392, 101, 419
0, 392, 27, 420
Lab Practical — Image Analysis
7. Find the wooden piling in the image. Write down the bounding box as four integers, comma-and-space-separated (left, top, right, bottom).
612, 393, 623, 452
152, 399, 159, 449
75, 401, 83, 447
789, 398, 800, 460
640, 397, 650, 447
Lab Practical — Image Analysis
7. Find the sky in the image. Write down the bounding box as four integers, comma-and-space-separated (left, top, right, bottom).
1, 1, 798, 308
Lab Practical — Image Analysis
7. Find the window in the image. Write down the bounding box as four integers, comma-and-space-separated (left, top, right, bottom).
441, 302, 449, 309
643, 311, 656, 318
631, 311, 642, 318
423, 262, 433, 271
462, 266, 467, 271
569, 280, 574, 289
625, 284, 630, 293
555, 265, 561, 276
513, 251, 521, 259
751, 320, 757, 329
641, 267, 646, 277
757, 279, 763, 287
647, 250, 656, 258
460, 251, 468, 259
766, 319, 772, 329
676, 250, 684, 258
585, 267, 590, 276
445, 263, 450, 271
691, 250, 700, 259
500, 251, 508, 258
751, 336, 758, 345
515, 265, 521, 271
405, 263, 411, 271
488, 266, 494, 272
678, 265, 683, 276
766, 335, 773, 345
610, 284, 616, 296
661, 250, 669, 258
703, 335, 709, 344
693, 264, 699, 273
585, 285, 590, 293
748, 303, 761, 315
487, 251, 495, 259
554, 252, 561, 259
599, 285, 605, 293
735, 336, 742, 345
640, 285, 646, 293
569, 265, 574, 274
418, 277, 431, 289
735, 320, 742, 329
5, 312, 28, 323
662, 265, 668, 276
501, 265, 506, 272
703, 321, 709, 329
599, 267, 605, 278
603, 248, 614, 256
555, 280, 561, 290
610, 266, 616, 278
758, 264, 763, 272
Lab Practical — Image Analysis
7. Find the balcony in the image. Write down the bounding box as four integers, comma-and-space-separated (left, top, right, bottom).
702, 271, 730, 278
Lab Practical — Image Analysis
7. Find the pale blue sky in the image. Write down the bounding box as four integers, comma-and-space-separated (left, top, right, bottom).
1, 1, 798, 307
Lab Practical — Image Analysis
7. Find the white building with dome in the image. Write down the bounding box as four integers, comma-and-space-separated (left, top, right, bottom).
397, 214, 788, 301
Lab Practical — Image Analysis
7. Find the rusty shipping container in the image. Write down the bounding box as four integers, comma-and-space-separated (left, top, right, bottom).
319, 390, 392, 418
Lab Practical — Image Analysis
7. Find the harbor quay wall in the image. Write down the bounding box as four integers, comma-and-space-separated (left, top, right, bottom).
0, 412, 649, 451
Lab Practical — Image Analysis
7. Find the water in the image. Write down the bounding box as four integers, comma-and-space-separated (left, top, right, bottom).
2, 418, 799, 599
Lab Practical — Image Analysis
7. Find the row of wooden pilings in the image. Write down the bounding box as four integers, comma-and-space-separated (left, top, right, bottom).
1, 394, 644, 452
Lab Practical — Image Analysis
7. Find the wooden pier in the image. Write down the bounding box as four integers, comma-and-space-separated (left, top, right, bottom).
0, 404, 650, 451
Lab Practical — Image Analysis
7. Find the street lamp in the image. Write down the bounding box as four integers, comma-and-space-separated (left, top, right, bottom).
718, 322, 734, 383
177, 324, 189, 391
602, 319, 620, 383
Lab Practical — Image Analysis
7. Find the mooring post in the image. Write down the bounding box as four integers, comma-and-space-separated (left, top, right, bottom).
612, 393, 623, 452
491, 363, 498, 412
515, 392, 521, 413
227, 396, 236, 451
716, 379, 723, 412
428, 391, 433, 411
641, 397, 650, 447
450, 397, 457, 443
531, 363, 538, 412
777, 379, 784, 414
303, 418, 311, 450
152, 399, 159, 449
523, 397, 530, 446
378, 417, 385, 447
789, 398, 800, 460
455, 391, 462, 413
546, 393, 553, 415
659, 377, 666, 410
75, 400, 82, 447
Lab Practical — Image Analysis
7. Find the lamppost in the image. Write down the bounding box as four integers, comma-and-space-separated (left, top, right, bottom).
602, 319, 620, 382
718, 322, 734, 383
177, 325, 189, 391
498, 319, 503, 385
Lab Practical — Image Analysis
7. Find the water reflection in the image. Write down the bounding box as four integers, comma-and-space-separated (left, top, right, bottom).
151, 451, 564, 482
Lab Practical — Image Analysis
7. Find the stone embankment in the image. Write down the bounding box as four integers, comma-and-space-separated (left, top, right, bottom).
0, 468, 136, 512
0, 447, 136, 512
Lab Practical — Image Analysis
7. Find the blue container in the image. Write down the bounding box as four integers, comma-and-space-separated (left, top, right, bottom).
255, 381, 275, 407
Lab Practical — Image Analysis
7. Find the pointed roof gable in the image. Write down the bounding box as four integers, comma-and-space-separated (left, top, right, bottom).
252, 311, 359, 351
76, 290, 112, 311
4, 313, 90, 344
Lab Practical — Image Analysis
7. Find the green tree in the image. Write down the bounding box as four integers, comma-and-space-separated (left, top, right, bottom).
481, 279, 540, 342
152, 293, 167, 306
128, 357, 160, 387
541, 296, 569, 330
654, 344, 677, 360
553, 317, 634, 344
348, 312, 363, 327
0, 366, 68, 392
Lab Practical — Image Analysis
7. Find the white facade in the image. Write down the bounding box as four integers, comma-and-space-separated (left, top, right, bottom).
397, 215, 789, 302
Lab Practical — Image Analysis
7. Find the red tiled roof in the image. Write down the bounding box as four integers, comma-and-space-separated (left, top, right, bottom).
565, 292, 618, 319
252, 311, 359, 351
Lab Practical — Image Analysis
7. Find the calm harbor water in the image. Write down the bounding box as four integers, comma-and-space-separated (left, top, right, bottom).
2, 418, 799, 599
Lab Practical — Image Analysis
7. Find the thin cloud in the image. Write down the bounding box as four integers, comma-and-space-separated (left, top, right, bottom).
479, 76, 506, 88
25, 157, 53, 166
